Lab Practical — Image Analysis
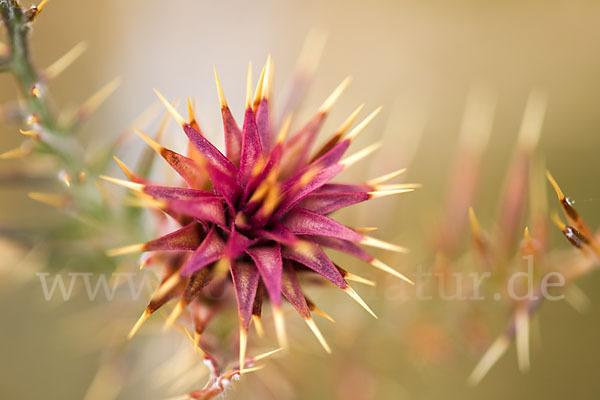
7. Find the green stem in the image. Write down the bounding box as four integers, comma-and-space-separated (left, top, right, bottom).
1, 0, 55, 129
1, 2, 98, 214
0, 1, 141, 271
0, 0, 83, 170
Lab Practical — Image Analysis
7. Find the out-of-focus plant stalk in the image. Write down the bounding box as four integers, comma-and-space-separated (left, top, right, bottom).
0, 0, 133, 271
1, 0, 81, 168
1, 1, 52, 122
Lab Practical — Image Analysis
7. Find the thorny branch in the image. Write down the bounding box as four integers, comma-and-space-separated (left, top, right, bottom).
1, 0, 55, 126
0, 0, 121, 225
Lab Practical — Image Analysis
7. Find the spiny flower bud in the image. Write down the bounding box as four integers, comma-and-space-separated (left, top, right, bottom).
104, 57, 415, 383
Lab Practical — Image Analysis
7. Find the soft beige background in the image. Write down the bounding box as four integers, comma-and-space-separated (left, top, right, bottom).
2, 0, 600, 399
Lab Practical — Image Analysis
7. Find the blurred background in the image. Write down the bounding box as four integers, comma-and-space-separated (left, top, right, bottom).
2, 0, 600, 399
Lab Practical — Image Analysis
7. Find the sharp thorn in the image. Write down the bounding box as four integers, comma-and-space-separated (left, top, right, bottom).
154, 89, 186, 127
551, 211, 567, 232
153, 273, 182, 302
467, 335, 510, 386
335, 104, 365, 137
31, 85, 41, 98
339, 141, 382, 168
252, 347, 284, 362
344, 271, 376, 286
318, 76, 351, 114
245, 61, 253, 110
353, 227, 378, 234
239, 328, 248, 370
107, 243, 146, 257
252, 315, 265, 338
370, 258, 414, 285
344, 285, 377, 319
272, 305, 288, 349
27, 114, 40, 125
59, 170, 71, 187
139, 254, 152, 270
546, 170, 565, 201
134, 128, 164, 154
19, 129, 38, 138
182, 327, 194, 343
361, 236, 409, 254
375, 183, 421, 191
518, 89, 547, 150
253, 63, 266, 110
99, 175, 144, 191
305, 317, 332, 353
515, 307, 531, 374
28, 192, 68, 208
0, 147, 28, 159
261, 54, 273, 100
44, 41, 88, 80
469, 207, 482, 236
345, 106, 382, 141
366, 168, 407, 186
368, 189, 414, 199
238, 365, 266, 375
37, 0, 50, 13
276, 113, 293, 143
306, 297, 335, 322
163, 300, 186, 332
79, 77, 121, 118
523, 226, 531, 243
113, 156, 135, 180
213, 67, 228, 109
193, 332, 201, 353
128, 309, 151, 340
186, 98, 196, 125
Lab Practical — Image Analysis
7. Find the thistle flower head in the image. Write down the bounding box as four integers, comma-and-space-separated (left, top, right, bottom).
105, 57, 414, 372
